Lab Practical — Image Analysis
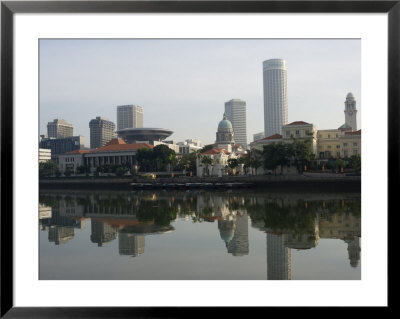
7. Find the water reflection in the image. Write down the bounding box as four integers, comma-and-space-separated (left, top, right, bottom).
39, 190, 361, 280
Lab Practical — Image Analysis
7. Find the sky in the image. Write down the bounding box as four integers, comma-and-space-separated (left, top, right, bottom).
39, 39, 361, 147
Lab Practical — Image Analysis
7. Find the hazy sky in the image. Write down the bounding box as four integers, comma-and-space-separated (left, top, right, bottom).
39, 39, 361, 147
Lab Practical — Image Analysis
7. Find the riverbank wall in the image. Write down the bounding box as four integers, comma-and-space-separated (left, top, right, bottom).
39, 173, 361, 192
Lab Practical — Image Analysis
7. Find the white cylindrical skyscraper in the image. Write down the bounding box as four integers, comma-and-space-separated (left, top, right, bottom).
263, 59, 288, 137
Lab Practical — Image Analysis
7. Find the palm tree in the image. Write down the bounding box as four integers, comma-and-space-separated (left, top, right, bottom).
201, 156, 213, 177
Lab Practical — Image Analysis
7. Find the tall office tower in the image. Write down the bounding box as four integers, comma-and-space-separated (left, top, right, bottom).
224, 99, 248, 148
267, 233, 291, 280
344, 92, 358, 131
253, 132, 265, 142
89, 116, 116, 149
90, 220, 118, 247
118, 233, 145, 257
227, 213, 249, 256
117, 105, 143, 130
263, 59, 288, 137
47, 119, 73, 138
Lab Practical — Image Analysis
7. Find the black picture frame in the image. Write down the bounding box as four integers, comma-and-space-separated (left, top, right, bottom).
1, 0, 396, 317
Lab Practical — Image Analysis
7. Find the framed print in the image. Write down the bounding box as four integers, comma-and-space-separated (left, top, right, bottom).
1, 0, 396, 316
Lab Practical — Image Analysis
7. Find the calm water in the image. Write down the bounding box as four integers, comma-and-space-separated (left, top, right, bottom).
39, 189, 361, 280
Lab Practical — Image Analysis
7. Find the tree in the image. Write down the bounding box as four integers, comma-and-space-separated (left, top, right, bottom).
348, 154, 361, 172
39, 160, 59, 178
153, 144, 176, 172
64, 168, 73, 177
248, 149, 263, 175
136, 147, 155, 172
291, 137, 313, 173
334, 159, 346, 172
263, 144, 279, 175
199, 144, 214, 153
227, 158, 239, 175
201, 156, 213, 176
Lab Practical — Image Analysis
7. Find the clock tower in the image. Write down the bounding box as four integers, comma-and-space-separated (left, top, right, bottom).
344, 92, 357, 131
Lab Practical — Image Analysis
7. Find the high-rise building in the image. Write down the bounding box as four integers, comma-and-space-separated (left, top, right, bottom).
253, 132, 265, 142
267, 233, 291, 280
89, 116, 116, 149
117, 105, 143, 131
224, 99, 247, 149
47, 119, 73, 138
344, 92, 358, 131
263, 59, 288, 137
39, 136, 85, 158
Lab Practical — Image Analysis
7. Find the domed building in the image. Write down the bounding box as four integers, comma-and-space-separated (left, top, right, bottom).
215, 113, 235, 152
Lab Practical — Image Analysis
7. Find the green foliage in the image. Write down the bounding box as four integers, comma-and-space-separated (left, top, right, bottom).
349, 154, 361, 172
248, 149, 263, 174
39, 160, 60, 178
64, 168, 73, 177
201, 156, 213, 176
334, 159, 346, 170
228, 158, 239, 169
199, 144, 214, 153
116, 167, 127, 177
135, 145, 176, 172
291, 137, 313, 173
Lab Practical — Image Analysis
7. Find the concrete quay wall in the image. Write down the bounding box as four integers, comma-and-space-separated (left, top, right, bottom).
39, 173, 361, 191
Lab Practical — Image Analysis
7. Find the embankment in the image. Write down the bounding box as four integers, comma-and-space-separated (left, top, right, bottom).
39, 173, 361, 192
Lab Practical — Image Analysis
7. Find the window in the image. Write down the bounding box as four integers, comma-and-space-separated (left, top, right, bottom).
344, 143, 348, 147
336, 145, 340, 149
328, 134, 330, 138
295, 130, 300, 135
353, 142, 357, 146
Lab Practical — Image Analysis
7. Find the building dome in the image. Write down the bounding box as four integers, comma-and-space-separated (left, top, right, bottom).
218, 113, 233, 131
346, 92, 355, 100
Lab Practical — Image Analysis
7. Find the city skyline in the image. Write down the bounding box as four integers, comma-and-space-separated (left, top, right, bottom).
40, 39, 361, 147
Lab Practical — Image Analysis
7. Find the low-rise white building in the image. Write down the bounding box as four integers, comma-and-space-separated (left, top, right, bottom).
58, 149, 89, 173
39, 148, 52, 163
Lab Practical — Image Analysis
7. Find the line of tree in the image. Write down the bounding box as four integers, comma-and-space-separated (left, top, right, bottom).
245, 137, 361, 175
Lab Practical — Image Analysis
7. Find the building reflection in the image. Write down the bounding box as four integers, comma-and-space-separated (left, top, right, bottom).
90, 219, 118, 246
39, 191, 360, 270
39, 201, 85, 245
118, 233, 145, 257
266, 233, 291, 280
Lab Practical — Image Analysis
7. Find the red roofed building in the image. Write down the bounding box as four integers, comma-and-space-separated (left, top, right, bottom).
85, 139, 153, 171
249, 133, 283, 151
57, 138, 154, 174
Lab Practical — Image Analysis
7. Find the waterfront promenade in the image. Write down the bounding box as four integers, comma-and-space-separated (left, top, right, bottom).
39, 173, 361, 191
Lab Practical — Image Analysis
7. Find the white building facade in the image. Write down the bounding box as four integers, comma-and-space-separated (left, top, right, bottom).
39, 148, 52, 163
117, 105, 143, 131
263, 59, 288, 137
225, 99, 248, 149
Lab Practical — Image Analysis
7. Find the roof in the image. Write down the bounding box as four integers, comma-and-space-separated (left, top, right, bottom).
106, 138, 126, 145
286, 121, 310, 126
201, 148, 230, 155
345, 129, 361, 135
65, 149, 90, 155
338, 123, 352, 130
261, 134, 282, 140
90, 142, 154, 153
